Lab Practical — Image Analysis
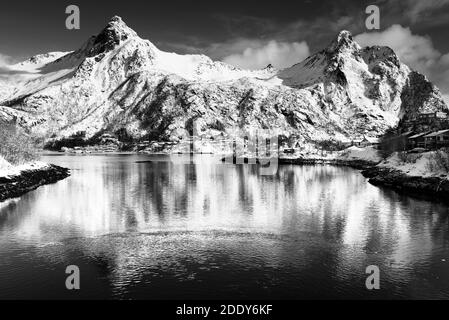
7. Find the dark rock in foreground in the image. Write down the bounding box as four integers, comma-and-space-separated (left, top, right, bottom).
0, 164, 70, 202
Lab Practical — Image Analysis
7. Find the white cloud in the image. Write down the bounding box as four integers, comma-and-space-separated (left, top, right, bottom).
0, 53, 22, 77
0, 53, 14, 68
222, 40, 310, 70
355, 25, 439, 73
354, 25, 449, 105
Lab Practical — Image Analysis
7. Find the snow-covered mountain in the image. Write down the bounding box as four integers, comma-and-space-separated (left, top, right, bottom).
0, 16, 447, 148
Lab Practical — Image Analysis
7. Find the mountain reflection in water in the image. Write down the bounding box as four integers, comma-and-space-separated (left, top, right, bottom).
0, 154, 448, 299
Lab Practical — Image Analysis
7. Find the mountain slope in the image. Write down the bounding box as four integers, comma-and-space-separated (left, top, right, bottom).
0, 17, 447, 150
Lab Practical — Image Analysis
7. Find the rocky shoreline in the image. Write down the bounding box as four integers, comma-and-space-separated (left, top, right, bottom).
361, 167, 449, 201
281, 157, 449, 202
16, 151, 447, 203
278, 157, 377, 170
221, 155, 377, 169
0, 164, 70, 202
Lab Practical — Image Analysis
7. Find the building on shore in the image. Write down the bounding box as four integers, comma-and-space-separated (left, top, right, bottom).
407, 132, 429, 149
352, 136, 380, 148
423, 129, 449, 149
402, 111, 449, 130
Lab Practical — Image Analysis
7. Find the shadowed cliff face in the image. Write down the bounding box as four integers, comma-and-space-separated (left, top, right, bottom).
89, 16, 139, 57
400, 71, 448, 119
0, 17, 447, 148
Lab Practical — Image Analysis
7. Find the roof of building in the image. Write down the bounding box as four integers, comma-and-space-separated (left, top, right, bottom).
424, 129, 449, 138
337, 136, 352, 143
408, 132, 429, 139
400, 131, 415, 137
363, 136, 380, 143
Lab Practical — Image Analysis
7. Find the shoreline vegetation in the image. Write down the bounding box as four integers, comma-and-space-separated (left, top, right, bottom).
0, 124, 70, 203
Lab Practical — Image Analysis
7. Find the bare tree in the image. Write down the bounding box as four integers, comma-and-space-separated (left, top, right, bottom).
0, 123, 38, 165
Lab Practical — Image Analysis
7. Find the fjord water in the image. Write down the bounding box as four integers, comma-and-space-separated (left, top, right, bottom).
0, 154, 448, 299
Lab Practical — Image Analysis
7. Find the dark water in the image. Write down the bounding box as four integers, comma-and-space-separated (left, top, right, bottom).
0, 154, 448, 300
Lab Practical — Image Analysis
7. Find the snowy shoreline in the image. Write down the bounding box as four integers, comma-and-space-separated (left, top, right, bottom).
280, 154, 449, 202
0, 162, 70, 202
280, 147, 449, 202
11, 146, 448, 203
361, 167, 449, 201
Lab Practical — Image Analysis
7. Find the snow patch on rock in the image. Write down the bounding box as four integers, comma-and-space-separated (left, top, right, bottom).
379, 151, 449, 178
0, 156, 12, 171
338, 146, 382, 163
0, 161, 50, 178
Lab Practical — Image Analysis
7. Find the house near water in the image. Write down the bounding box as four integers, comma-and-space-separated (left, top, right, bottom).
423, 129, 449, 149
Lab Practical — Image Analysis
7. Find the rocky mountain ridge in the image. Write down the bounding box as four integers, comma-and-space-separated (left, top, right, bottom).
0, 16, 447, 151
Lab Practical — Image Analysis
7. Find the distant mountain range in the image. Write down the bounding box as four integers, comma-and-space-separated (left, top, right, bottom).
0, 16, 447, 148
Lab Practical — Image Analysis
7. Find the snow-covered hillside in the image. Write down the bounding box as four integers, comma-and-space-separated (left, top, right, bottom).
0, 16, 447, 149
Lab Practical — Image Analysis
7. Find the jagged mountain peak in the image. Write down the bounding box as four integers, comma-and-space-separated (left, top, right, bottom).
278, 30, 362, 89
89, 16, 139, 56
361, 45, 401, 70
109, 15, 126, 24
104, 16, 137, 38
326, 30, 361, 55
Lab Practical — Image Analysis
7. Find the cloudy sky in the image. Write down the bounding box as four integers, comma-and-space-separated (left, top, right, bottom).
1, 0, 449, 103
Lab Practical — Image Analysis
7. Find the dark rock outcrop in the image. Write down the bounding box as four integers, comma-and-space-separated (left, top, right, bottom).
279, 157, 377, 169
361, 167, 449, 201
0, 165, 70, 202
222, 156, 378, 170
400, 71, 447, 119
